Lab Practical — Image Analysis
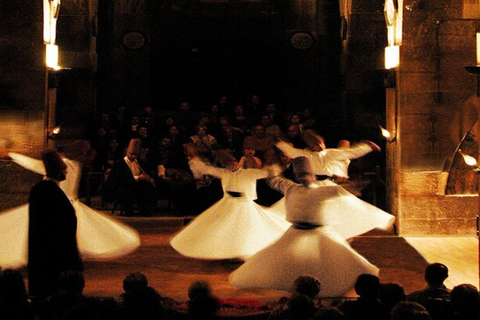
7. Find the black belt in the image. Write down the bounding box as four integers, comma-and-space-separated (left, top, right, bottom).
294, 222, 321, 230
227, 191, 245, 197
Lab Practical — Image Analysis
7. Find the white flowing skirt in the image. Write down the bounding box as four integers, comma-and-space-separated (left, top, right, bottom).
228, 225, 379, 297
270, 181, 394, 239
170, 196, 291, 260
0, 200, 141, 269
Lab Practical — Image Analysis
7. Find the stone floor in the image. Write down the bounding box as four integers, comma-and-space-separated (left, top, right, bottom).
17, 212, 478, 304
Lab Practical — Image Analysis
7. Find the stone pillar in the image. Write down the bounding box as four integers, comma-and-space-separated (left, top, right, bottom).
391, 0, 479, 235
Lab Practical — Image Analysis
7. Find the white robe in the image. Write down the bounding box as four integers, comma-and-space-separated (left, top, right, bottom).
0, 152, 141, 269
229, 177, 381, 297
275, 141, 373, 178
170, 158, 291, 260
272, 142, 395, 239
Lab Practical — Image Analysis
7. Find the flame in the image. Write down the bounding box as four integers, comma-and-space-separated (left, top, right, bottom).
379, 125, 392, 139
459, 149, 478, 166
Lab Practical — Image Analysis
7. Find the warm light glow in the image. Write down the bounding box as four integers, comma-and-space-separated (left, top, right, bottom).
476, 32, 480, 65
396, 0, 403, 45
385, 45, 400, 69
43, 0, 61, 44
44, 0, 61, 69
459, 149, 478, 166
387, 26, 395, 46
46, 44, 59, 69
379, 125, 392, 139
52, 126, 61, 135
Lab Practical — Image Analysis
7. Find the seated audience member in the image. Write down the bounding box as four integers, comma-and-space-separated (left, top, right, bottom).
285, 294, 316, 320
102, 137, 124, 178
197, 111, 220, 138
103, 139, 157, 216
110, 105, 130, 147
39, 270, 98, 320
140, 105, 160, 137
391, 301, 432, 320
379, 283, 406, 314
121, 285, 165, 320
314, 306, 346, 320
126, 114, 141, 141
338, 274, 389, 320
243, 124, 276, 164
166, 124, 189, 171
219, 114, 244, 136
187, 281, 220, 320
89, 125, 110, 170
216, 124, 244, 160
231, 104, 254, 136
174, 99, 198, 136
190, 125, 217, 161
285, 124, 307, 149
239, 147, 262, 169
450, 283, 480, 320
260, 114, 283, 139
244, 93, 264, 121
0, 269, 35, 320
265, 102, 286, 132
137, 124, 157, 173
137, 125, 154, 156
288, 112, 305, 132
122, 272, 149, 296
407, 263, 451, 307
269, 275, 322, 320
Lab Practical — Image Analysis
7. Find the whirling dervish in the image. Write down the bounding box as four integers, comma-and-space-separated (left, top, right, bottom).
270, 130, 395, 239
170, 147, 291, 261
229, 156, 380, 297
0, 149, 141, 270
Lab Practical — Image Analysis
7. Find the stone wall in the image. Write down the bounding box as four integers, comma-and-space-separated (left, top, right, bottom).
397, 171, 478, 235
392, 0, 480, 235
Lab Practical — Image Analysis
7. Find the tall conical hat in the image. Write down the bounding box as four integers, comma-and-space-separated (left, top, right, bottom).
126, 139, 142, 155
41, 149, 66, 178
292, 156, 313, 175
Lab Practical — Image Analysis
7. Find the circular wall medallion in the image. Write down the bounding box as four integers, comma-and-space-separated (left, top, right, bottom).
290, 32, 314, 50
122, 31, 146, 49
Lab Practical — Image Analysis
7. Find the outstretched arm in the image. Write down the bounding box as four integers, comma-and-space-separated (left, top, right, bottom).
188, 157, 227, 179
275, 140, 311, 159
323, 141, 380, 162
8, 152, 46, 175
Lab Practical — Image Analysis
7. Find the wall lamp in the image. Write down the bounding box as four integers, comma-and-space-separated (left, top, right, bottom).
379, 125, 396, 143
47, 126, 61, 140
384, 0, 402, 70
459, 149, 480, 170
44, 0, 61, 69
405, 1, 417, 12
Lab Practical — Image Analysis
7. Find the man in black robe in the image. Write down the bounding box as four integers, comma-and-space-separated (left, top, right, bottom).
28, 149, 83, 304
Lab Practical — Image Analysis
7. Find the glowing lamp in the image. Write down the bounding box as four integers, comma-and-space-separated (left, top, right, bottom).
47, 126, 61, 140
46, 44, 59, 69
379, 125, 396, 143
385, 46, 400, 69
459, 149, 478, 167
